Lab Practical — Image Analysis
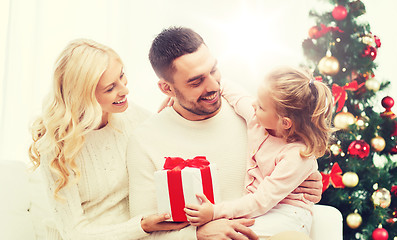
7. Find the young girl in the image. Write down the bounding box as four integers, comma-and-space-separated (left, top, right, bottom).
184, 66, 333, 238
29, 39, 187, 240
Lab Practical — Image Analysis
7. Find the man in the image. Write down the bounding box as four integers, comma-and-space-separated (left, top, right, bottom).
127, 27, 322, 239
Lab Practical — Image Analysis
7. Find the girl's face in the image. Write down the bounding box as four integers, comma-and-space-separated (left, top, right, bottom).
95, 57, 129, 125
253, 81, 281, 134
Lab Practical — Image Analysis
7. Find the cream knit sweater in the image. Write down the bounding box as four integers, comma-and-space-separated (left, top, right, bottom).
127, 100, 249, 239
40, 103, 151, 240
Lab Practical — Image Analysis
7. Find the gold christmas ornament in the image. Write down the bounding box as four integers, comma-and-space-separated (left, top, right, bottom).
361, 34, 375, 46
371, 136, 386, 152
330, 144, 342, 156
365, 78, 381, 92
342, 172, 359, 187
371, 188, 392, 208
318, 55, 340, 76
334, 111, 356, 130
346, 212, 362, 229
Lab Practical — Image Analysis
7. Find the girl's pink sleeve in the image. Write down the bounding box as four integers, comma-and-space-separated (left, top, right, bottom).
221, 81, 255, 123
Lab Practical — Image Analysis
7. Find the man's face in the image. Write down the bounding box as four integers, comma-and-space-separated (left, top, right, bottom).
168, 44, 222, 121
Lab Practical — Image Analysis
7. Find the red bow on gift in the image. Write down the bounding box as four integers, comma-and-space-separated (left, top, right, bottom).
332, 81, 359, 112
313, 24, 344, 39
320, 162, 345, 193
164, 156, 210, 171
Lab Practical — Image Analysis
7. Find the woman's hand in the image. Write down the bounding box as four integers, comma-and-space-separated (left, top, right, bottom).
140, 213, 189, 233
157, 97, 174, 113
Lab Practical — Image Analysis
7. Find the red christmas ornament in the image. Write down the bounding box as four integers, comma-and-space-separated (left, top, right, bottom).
382, 96, 394, 109
332, 5, 348, 21
390, 145, 397, 154
348, 140, 370, 158
361, 45, 377, 60
308, 26, 320, 39
392, 185, 397, 197
308, 24, 344, 39
371, 227, 388, 240
380, 96, 396, 119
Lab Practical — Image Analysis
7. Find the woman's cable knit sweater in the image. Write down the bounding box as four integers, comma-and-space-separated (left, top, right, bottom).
40, 103, 151, 240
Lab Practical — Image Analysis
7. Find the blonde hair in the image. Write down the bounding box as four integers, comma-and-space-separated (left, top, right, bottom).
264, 66, 334, 158
29, 39, 122, 199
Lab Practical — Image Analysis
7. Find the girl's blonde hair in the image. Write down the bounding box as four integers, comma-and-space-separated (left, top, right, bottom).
29, 39, 122, 199
265, 66, 334, 158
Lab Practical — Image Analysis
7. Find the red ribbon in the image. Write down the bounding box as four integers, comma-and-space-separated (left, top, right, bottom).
374, 35, 381, 48
313, 24, 344, 39
332, 81, 359, 112
320, 162, 345, 193
164, 156, 214, 221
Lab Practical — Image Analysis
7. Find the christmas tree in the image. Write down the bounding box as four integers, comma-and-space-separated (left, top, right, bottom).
301, 0, 397, 239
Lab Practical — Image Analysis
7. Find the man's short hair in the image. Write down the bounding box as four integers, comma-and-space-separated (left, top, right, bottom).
149, 26, 205, 82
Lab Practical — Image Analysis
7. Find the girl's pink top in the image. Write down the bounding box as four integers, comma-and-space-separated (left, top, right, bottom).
213, 82, 318, 219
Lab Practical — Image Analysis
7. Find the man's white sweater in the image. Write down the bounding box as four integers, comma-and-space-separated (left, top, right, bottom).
127, 99, 248, 239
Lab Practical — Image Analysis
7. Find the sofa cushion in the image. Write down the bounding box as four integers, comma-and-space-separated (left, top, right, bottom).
28, 165, 52, 240
0, 160, 36, 240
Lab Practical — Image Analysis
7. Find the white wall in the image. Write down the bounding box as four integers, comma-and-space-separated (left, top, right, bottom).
1, 0, 396, 163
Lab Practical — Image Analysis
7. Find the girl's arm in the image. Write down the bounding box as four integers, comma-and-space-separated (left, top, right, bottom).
213, 144, 317, 220
184, 194, 214, 226
221, 80, 256, 123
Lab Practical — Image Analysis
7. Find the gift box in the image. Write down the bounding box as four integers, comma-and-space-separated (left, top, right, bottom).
154, 156, 220, 222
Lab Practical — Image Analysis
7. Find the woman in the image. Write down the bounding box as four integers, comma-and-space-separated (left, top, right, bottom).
29, 39, 187, 239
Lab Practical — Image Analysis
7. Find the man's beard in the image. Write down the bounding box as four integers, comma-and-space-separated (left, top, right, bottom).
174, 89, 222, 117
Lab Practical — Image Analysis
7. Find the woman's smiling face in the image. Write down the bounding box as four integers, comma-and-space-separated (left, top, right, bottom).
95, 57, 129, 123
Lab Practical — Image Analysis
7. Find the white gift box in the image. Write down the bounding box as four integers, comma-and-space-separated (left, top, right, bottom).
154, 159, 220, 222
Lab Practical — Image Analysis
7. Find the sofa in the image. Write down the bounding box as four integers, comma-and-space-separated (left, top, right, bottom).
0, 160, 50, 240
0, 160, 343, 240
